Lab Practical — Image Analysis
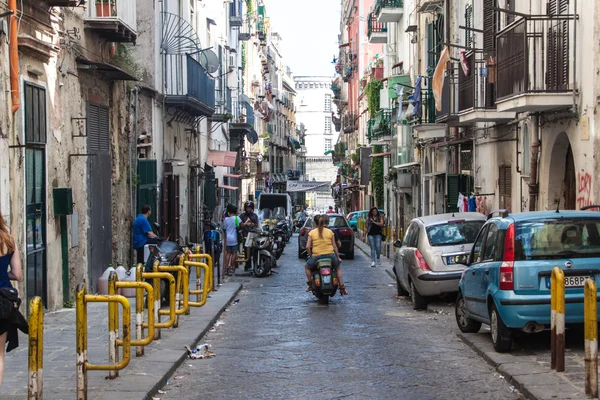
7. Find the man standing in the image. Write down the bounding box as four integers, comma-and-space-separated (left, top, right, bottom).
240, 200, 259, 271
326, 206, 335, 214
133, 205, 160, 264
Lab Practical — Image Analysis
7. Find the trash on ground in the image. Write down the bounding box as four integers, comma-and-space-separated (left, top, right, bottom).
175, 375, 185, 380
233, 299, 240, 304
510, 386, 515, 393
152, 397, 160, 400
185, 344, 216, 359
158, 390, 167, 394
395, 296, 407, 300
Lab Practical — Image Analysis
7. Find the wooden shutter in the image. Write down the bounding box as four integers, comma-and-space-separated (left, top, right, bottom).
483, 0, 497, 55
87, 104, 109, 152
547, 0, 569, 91
465, 5, 473, 48
499, 165, 512, 210
447, 174, 460, 212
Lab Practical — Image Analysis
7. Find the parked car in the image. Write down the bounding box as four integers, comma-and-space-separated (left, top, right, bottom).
455, 210, 600, 352
298, 214, 355, 259
349, 209, 385, 231
393, 213, 486, 310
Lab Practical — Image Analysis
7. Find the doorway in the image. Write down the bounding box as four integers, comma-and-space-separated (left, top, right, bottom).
548, 132, 576, 210
24, 83, 47, 304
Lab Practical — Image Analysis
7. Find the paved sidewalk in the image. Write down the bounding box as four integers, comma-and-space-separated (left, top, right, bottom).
1, 282, 242, 400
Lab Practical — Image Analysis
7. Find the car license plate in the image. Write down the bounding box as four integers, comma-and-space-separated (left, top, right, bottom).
446, 254, 468, 265
545, 275, 594, 288
323, 275, 331, 284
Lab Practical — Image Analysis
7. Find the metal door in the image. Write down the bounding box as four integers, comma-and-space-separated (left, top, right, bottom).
24, 83, 47, 304
87, 104, 112, 291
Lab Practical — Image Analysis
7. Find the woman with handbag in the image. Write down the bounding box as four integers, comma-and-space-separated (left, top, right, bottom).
0, 213, 23, 388
367, 207, 385, 267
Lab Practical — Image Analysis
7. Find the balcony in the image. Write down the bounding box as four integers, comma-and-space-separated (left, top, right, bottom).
342, 112, 358, 134
458, 52, 515, 124
374, 0, 404, 23
368, 110, 393, 143
229, 0, 243, 27
409, 77, 447, 139
164, 54, 216, 118
367, 13, 387, 44
85, 0, 137, 43
495, 17, 575, 113
45, 0, 79, 5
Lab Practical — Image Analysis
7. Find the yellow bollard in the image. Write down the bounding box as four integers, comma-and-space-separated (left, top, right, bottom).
189, 253, 213, 291
115, 281, 154, 351
76, 283, 132, 400
584, 278, 598, 398
157, 265, 190, 319
551, 266, 565, 372
135, 265, 146, 356
28, 296, 43, 400
107, 272, 119, 379
141, 272, 177, 329
184, 260, 211, 307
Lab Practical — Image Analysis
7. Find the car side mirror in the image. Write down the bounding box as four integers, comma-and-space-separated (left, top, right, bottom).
394, 239, 402, 248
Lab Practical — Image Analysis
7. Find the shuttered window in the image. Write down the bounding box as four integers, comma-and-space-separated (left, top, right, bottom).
547, 0, 569, 91
87, 104, 110, 152
25, 83, 47, 144
483, 0, 498, 55
499, 165, 512, 210
505, 0, 515, 26
465, 4, 473, 48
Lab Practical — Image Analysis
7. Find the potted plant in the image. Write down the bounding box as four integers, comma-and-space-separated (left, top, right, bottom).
96, 0, 116, 18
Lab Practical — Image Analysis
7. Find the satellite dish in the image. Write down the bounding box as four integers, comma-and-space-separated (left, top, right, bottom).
198, 49, 220, 74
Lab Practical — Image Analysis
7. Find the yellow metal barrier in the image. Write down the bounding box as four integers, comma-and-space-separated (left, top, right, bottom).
551, 267, 565, 372
28, 296, 43, 400
189, 253, 214, 291
76, 283, 131, 399
236, 246, 250, 263
584, 278, 598, 398
142, 271, 176, 330
157, 265, 190, 326
113, 280, 155, 350
184, 260, 211, 307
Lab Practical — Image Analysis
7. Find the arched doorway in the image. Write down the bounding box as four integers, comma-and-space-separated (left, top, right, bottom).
547, 132, 576, 210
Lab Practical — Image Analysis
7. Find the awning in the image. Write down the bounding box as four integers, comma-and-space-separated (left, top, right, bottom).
393, 162, 420, 169
224, 173, 242, 179
207, 151, 237, 168
370, 152, 392, 158
76, 58, 138, 81
218, 183, 238, 191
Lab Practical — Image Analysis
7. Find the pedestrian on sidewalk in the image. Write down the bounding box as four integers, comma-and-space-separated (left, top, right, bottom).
223, 205, 240, 276
367, 207, 385, 267
0, 213, 23, 388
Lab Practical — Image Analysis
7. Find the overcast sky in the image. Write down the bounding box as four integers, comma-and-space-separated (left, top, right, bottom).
263, 0, 341, 77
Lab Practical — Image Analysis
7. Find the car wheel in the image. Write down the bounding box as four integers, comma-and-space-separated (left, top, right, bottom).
394, 269, 409, 297
409, 280, 427, 310
455, 293, 481, 333
490, 303, 512, 352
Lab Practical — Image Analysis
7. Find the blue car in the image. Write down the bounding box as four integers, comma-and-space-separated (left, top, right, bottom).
455, 210, 600, 352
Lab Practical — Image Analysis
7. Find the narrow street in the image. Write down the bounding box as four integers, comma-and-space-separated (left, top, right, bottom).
161, 235, 522, 399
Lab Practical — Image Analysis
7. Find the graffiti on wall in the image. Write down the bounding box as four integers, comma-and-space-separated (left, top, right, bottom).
577, 172, 593, 209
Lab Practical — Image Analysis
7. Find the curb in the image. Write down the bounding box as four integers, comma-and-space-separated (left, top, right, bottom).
143, 283, 243, 400
456, 332, 587, 400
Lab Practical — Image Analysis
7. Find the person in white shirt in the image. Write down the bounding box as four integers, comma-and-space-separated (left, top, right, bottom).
223, 206, 240, 276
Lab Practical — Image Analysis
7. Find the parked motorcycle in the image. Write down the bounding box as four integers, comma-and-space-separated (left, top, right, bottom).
274, 206, 292, 242
247, 209, 276, 277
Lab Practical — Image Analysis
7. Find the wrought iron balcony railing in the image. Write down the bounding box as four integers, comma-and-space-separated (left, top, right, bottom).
164, 54, 216, 117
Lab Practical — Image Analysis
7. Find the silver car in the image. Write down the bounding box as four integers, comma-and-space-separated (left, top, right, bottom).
393, 213, 486, 310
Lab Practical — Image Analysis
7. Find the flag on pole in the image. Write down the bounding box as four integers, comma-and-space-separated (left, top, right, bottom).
432, 46, 450, 112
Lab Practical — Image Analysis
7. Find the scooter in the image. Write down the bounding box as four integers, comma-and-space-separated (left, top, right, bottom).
309, 257, 339, 304
247, 211, 276, 278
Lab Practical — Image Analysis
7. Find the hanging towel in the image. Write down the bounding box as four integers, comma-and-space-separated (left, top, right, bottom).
457, 193, 465, 212
468, 196, 477, 212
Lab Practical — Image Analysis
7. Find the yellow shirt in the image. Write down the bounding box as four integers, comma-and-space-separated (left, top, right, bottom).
309, 228, 335, 256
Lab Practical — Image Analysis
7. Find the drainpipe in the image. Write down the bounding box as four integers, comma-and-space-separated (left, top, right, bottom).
528, 115, 540, 211
9, 0, 19, 113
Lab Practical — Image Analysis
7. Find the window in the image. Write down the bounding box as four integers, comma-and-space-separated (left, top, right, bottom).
324, 138, 332, 152
499, 165, 512, 210
324, 94, 332, 112
465, 4, 473, 48
471, 225, 488, 264
482, 224, 499, 261
426, 220, 484, 246
324, 116, 332, 134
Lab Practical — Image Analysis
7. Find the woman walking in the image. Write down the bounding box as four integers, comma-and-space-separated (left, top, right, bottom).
367, 207, 384, 267
0, 213, 23, 388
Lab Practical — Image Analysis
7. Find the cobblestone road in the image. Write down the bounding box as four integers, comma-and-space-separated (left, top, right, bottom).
159, 235, 523, 400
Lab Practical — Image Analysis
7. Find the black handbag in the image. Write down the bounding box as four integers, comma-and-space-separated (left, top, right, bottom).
0, 287, 20, 320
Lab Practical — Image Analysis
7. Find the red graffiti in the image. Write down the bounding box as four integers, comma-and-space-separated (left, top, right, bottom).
576, 172, 593, 209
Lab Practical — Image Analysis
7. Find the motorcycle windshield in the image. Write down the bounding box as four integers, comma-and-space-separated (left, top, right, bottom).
259, 208, 272, 224
157, 241, 180, 254
273, 207, 286, 220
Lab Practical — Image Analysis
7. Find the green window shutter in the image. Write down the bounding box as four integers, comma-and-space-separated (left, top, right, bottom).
447, 174, 460, 212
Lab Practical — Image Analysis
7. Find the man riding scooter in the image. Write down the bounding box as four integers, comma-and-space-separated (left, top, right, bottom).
240, 200, 259, 271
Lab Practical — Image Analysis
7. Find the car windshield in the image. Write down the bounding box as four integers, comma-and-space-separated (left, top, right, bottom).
426, 220, 484, 246
515, 218, 600, 260
327, 216, 349, 228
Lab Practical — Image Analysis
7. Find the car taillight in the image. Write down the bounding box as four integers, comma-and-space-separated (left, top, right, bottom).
339, 228, 352, 236
500, 224, 515, 290
415, 249, 431, 271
